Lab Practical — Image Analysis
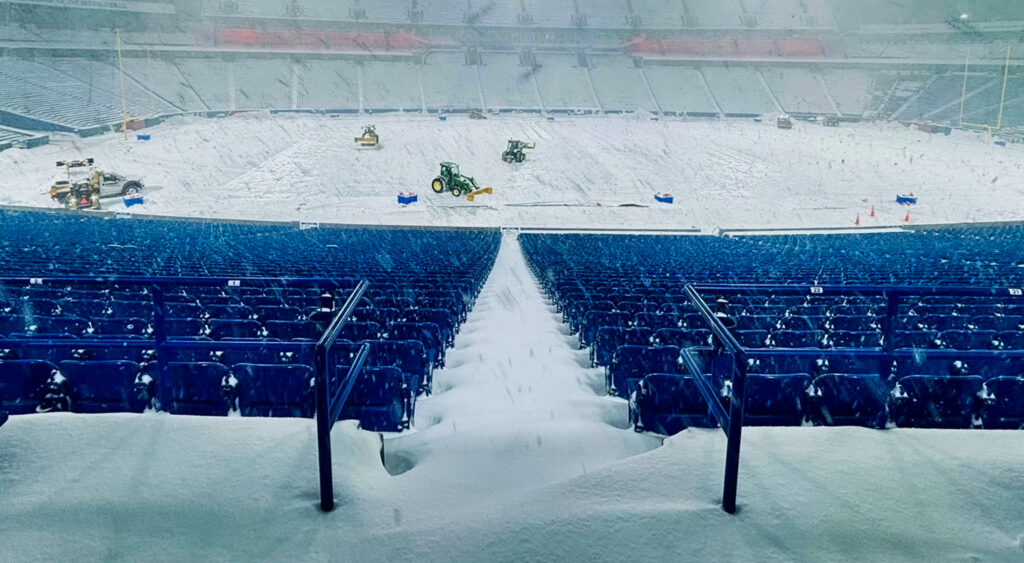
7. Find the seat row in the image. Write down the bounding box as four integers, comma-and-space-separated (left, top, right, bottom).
631, 372, 1024, 434
0, 337, 434, 431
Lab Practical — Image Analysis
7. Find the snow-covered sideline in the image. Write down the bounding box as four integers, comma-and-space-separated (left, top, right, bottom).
0, 113, 1021, 231
2, 237, 1023, 561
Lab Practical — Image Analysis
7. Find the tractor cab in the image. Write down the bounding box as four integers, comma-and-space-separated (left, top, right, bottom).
440, 162, 460, 180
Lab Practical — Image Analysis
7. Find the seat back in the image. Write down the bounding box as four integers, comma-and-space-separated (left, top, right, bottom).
0, 359, 58, 414
982, 377, 1024, 429
166, 362, 232, 416
893, 375, 984, 428
234, 363, 316, 418
58, 360, 147, 413
743, 373, 810, 426
811, 373, 888, 428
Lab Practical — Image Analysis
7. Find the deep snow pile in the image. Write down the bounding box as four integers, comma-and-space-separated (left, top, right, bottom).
1, 236, 1023, 561
0, 113, 1022, 231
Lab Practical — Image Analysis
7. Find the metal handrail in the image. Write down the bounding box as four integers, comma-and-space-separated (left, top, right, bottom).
314, 280, 370, 512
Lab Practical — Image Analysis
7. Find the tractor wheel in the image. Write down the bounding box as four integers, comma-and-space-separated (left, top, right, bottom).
503, 155, 513, 163
431, 178, 445, 193
516, 152, 525, 163
122, 182, 141, 196
451, 187, 462, 197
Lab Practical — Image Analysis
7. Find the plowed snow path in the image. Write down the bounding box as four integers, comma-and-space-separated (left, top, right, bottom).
384, 233, 660, 493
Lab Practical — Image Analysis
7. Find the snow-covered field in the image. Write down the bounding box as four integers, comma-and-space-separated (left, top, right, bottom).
1, 113, 1022, 231
2, 115, 1024, 561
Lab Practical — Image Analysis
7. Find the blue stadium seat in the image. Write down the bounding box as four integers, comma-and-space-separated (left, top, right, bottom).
982, 377, 1024, 429
90, 317, 150, 338
580, 310, 631, 349
387, 322, 443, 368
615, 301, 645, 316
165, 362, 233, 416
404, 308, 456, 347
166, 303, 204, 319
631, 373, 716, 435
593, 327, 653, 367
209, 319, 264, 340
233, 363, 316, 418
361, 340, 429, 395
338, 366, 407, 431
782, 315, 827, 332
110, 301, 155, 319
828, 330, 883, 348
0, 315, 24, 337
810, 374, 888, 428
0, 359, 58, 414
632, 313, 681, 331
772, 330, 825, 348
60, 299, 108, 318
894, 330, 942, 348
734, 329, 769, 348
828, 315, 877, 332
998, 331, 1024, 350
651, 328, 711, 348
165, 318, 206, 338
265, 320, 318, 341
216, 342, 294, 368
254, 306, 305, 322
891, 375, 984, 428
735, 315, 778, 331
26, 316, 87, 336
940, 330, 998, 350
922, 315, 970, 331
340, 321, 381, 342
608, 345, 681, 398
58, 360, 148, 413
204, 304, 254, 320
739, 373, 811, 426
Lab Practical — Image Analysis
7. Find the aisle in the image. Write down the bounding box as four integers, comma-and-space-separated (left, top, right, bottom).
385, 233, 660, 496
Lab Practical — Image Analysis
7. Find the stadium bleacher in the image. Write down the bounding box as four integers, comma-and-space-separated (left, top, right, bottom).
0, 48, 1020, 134
0, 209, 499, 431
533, 53, 598, 113
421, 52, 482, 112
479, 53, 541, 111
644, 65, 720, 116
589, 55, 656, 113
521, 229, 1024, 432
699, 66, 779, 116
0, 57, 176, 133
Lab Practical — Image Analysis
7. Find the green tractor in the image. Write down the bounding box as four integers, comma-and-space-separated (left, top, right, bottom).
501, 139, 535, 163
431, 162, 493, 201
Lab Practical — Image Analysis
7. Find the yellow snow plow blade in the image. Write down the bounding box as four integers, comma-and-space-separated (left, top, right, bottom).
354, 136, 378, 146
466, 187, 493, 202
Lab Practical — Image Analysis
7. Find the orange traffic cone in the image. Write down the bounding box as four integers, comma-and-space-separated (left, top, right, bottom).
904, 211, 911, 223
855, 214, 861, 226
870, 206, 875, 218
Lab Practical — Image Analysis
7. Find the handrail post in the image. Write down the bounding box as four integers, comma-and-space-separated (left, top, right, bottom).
722, 349, 748, 514
882, 291, 899, 380
315, 351, 334, 512
151, 285, 170, 412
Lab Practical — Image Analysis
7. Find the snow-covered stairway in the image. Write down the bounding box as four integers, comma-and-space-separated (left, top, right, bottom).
385, 233, 659, 496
